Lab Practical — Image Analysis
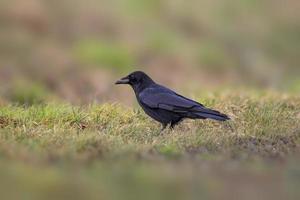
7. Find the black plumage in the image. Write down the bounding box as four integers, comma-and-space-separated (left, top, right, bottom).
116, 71, 230, 129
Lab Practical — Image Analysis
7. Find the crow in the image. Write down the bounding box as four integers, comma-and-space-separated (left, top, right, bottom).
116, 71, 230, 130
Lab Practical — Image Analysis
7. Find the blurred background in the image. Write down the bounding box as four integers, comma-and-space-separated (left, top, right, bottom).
0, 0, 299, 105
0, 1, 300, 200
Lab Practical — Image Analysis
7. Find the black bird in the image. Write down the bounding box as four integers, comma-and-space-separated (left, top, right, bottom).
116, 71, 230, 129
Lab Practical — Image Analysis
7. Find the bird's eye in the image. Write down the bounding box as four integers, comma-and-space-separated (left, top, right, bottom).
130, 76, 137, 82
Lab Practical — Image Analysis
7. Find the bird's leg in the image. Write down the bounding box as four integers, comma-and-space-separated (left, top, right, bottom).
170, 122, 178, 130
170, 124, 175, 130
158, 123, 169, 135
161, 123, 168, 131
170, 124, 178, 131
170, 118, 182, 130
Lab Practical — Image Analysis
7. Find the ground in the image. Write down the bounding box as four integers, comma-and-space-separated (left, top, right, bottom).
1, 1, 299, 199
0, 90, 299, 200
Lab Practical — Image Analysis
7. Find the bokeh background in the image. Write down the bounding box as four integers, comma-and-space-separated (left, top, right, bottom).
0, 1, 300, 200
0, 0, 299, 105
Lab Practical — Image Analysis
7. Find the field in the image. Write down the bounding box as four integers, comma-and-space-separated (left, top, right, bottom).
1, 0, 300, 199
0, 90, 299, 200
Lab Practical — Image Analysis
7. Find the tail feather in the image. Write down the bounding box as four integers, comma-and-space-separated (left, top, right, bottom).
188, 107, 230, 121
172, 105, 230, 121
194, 112, 230, 121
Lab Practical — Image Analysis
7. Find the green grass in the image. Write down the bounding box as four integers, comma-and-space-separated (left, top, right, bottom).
74, 40, 135, 73
6, 80, 51, 105
0, 91, 299, 200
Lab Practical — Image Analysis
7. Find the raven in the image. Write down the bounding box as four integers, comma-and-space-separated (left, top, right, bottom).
116, 71, 230, 129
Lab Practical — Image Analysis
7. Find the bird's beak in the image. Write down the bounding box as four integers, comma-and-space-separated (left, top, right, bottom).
115, 77, 130, 85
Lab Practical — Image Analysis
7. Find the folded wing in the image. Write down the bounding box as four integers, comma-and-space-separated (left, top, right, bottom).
139, 88, 230, 121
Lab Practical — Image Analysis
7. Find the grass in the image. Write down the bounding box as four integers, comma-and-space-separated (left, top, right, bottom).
0, 90, 299, 200
74, 39, 135, 73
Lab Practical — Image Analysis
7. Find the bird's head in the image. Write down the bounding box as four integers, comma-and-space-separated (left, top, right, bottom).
115, 71, 154, 92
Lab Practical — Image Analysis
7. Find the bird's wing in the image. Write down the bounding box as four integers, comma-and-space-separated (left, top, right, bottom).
139, 87, 229, 121
139, 87, 203, 111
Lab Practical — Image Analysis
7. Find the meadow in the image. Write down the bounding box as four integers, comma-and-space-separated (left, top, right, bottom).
1, 0, 300, 199
0, 90, 299, 200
